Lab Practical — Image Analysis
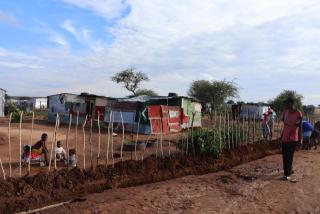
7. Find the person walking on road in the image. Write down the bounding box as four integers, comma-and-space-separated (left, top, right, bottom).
281, 97, 302, 182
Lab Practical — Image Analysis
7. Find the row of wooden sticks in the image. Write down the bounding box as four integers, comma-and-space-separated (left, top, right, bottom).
0, 110, 179, 181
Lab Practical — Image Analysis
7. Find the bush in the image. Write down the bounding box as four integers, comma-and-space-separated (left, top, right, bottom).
179, 124, 248, 156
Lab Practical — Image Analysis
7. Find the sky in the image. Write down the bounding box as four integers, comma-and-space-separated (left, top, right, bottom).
0, 0, 320, 105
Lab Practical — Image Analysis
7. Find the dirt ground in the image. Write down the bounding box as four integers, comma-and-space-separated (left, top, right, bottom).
49, 150, 320, 214
0, 120, 180, 177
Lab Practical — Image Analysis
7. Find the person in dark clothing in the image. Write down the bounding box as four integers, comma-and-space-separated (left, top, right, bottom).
281, 98, 302, 182
302, 120, 314, 150
32, 133, 49, 165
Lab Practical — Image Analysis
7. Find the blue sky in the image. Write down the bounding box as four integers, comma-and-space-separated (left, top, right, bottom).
0, 0, 320, 105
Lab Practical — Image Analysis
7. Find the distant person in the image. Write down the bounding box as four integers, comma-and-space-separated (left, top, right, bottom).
65, 149, 77, 167
310, 121, 320, 150
302, 120, 314, 150
281, 98, 302, 182
261, 112, 271, 139
32, 133, 49, 166
55, 141, 66, 161
268, 107, 277, 139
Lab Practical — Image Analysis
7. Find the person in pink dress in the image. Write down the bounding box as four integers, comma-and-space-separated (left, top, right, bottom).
281, 97, 302, 182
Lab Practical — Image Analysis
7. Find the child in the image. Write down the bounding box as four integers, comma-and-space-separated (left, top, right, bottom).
55, 141, 66, 162
32, 133, 49, 165
261, 112, 271, 139
66, 149, 77, 167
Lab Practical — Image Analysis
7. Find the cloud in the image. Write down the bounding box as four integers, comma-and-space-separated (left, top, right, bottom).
62, 0, 129, 19
49, 34, 68, 46
62, 20, 81, 40
2, 0, 320, 105
0, 11, 19, 27
0, 61, 43, 69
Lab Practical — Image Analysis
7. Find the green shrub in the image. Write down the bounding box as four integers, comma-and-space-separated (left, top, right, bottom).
179, 124, 248, 156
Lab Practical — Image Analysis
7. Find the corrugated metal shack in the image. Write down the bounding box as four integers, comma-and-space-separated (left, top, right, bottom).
48, 93, 114, 125
232, 104, 269, 120
105, 95, 202, 134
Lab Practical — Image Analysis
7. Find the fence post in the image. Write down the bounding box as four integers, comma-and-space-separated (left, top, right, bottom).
75, 111, 79, 162
66, 113, 72, 168
82, 115, 88, 170
19, 111, 23, 177
97, 112, 101, 165
8, 113, 12, 177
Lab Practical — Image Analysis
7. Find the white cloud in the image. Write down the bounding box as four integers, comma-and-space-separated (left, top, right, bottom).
0, 61, 43, 69
49, 34, 68, 46
0, 11, 19, 27
62, 0, 129, 19
62, 19, 81, 40
2, 0, 320, 105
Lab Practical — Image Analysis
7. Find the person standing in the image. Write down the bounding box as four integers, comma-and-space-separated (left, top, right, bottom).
302, 120, 314, 150
281, 98, 302, 182
268, 107, 277, 140
261, 112, 271, 140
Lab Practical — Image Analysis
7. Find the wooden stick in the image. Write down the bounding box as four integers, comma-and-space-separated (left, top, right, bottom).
97, 112, 101, 165
242, 114, 245, 146
19, 111, 23, 177
142, 133, 151, 160
8, 113, 12, 177
106, 111, 112, 167
231, 115, 234, 148
227, 112, 230, 149
82, 115, 88, 170
54, 114, 61, 170
253, 113, 256, 143
75, 111, 79, 158
28, 111, 35, 174
168, 120, 171, 156
191, 112, 196, 155
111, 112, 114, 167
89, 118, 93, 169
66, 114, 72, 168
120, 111, 124, 161
214, 110, 217, 129
135, 112, 141, 160
0, 158, 5, 180
246, 110, 249, 145
186, 118, 189, 155
49, 114, 59, 171
160, 118, 164, 157
219, 112, 222, 150
223, 111, 226, 149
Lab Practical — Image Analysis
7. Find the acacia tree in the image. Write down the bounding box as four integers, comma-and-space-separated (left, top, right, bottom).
188, 79, 239, 117
134, 89, 158, 96
111, 68, 150, 95
269, 90, 303, 113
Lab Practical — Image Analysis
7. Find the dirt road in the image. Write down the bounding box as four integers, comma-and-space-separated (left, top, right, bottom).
50, 150, 320, 214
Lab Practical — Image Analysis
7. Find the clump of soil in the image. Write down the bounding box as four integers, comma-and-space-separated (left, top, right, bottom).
0, 141, 280, 213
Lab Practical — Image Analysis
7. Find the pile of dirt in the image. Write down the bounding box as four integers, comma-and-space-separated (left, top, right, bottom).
0, 141, 280, 213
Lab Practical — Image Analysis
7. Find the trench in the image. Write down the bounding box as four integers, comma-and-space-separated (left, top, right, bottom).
0, 141, 280, 213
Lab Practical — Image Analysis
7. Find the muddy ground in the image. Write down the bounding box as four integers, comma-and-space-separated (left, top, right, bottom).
49, 150, 320, 214
0, 141, 279, 213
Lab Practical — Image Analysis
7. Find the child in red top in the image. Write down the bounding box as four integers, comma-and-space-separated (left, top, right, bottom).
281, 97, 302, 182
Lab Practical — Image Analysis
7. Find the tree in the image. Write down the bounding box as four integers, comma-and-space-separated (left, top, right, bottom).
227, 100, 235, 105
188, 80, 212, 111
188, 79, 239, 116
111, 68, 149, 95
134, 89, 158, 97
269, 90, 303, 113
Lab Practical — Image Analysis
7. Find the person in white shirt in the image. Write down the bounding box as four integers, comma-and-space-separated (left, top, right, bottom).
55, 141, 66, 161
66, 149, 77, 167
